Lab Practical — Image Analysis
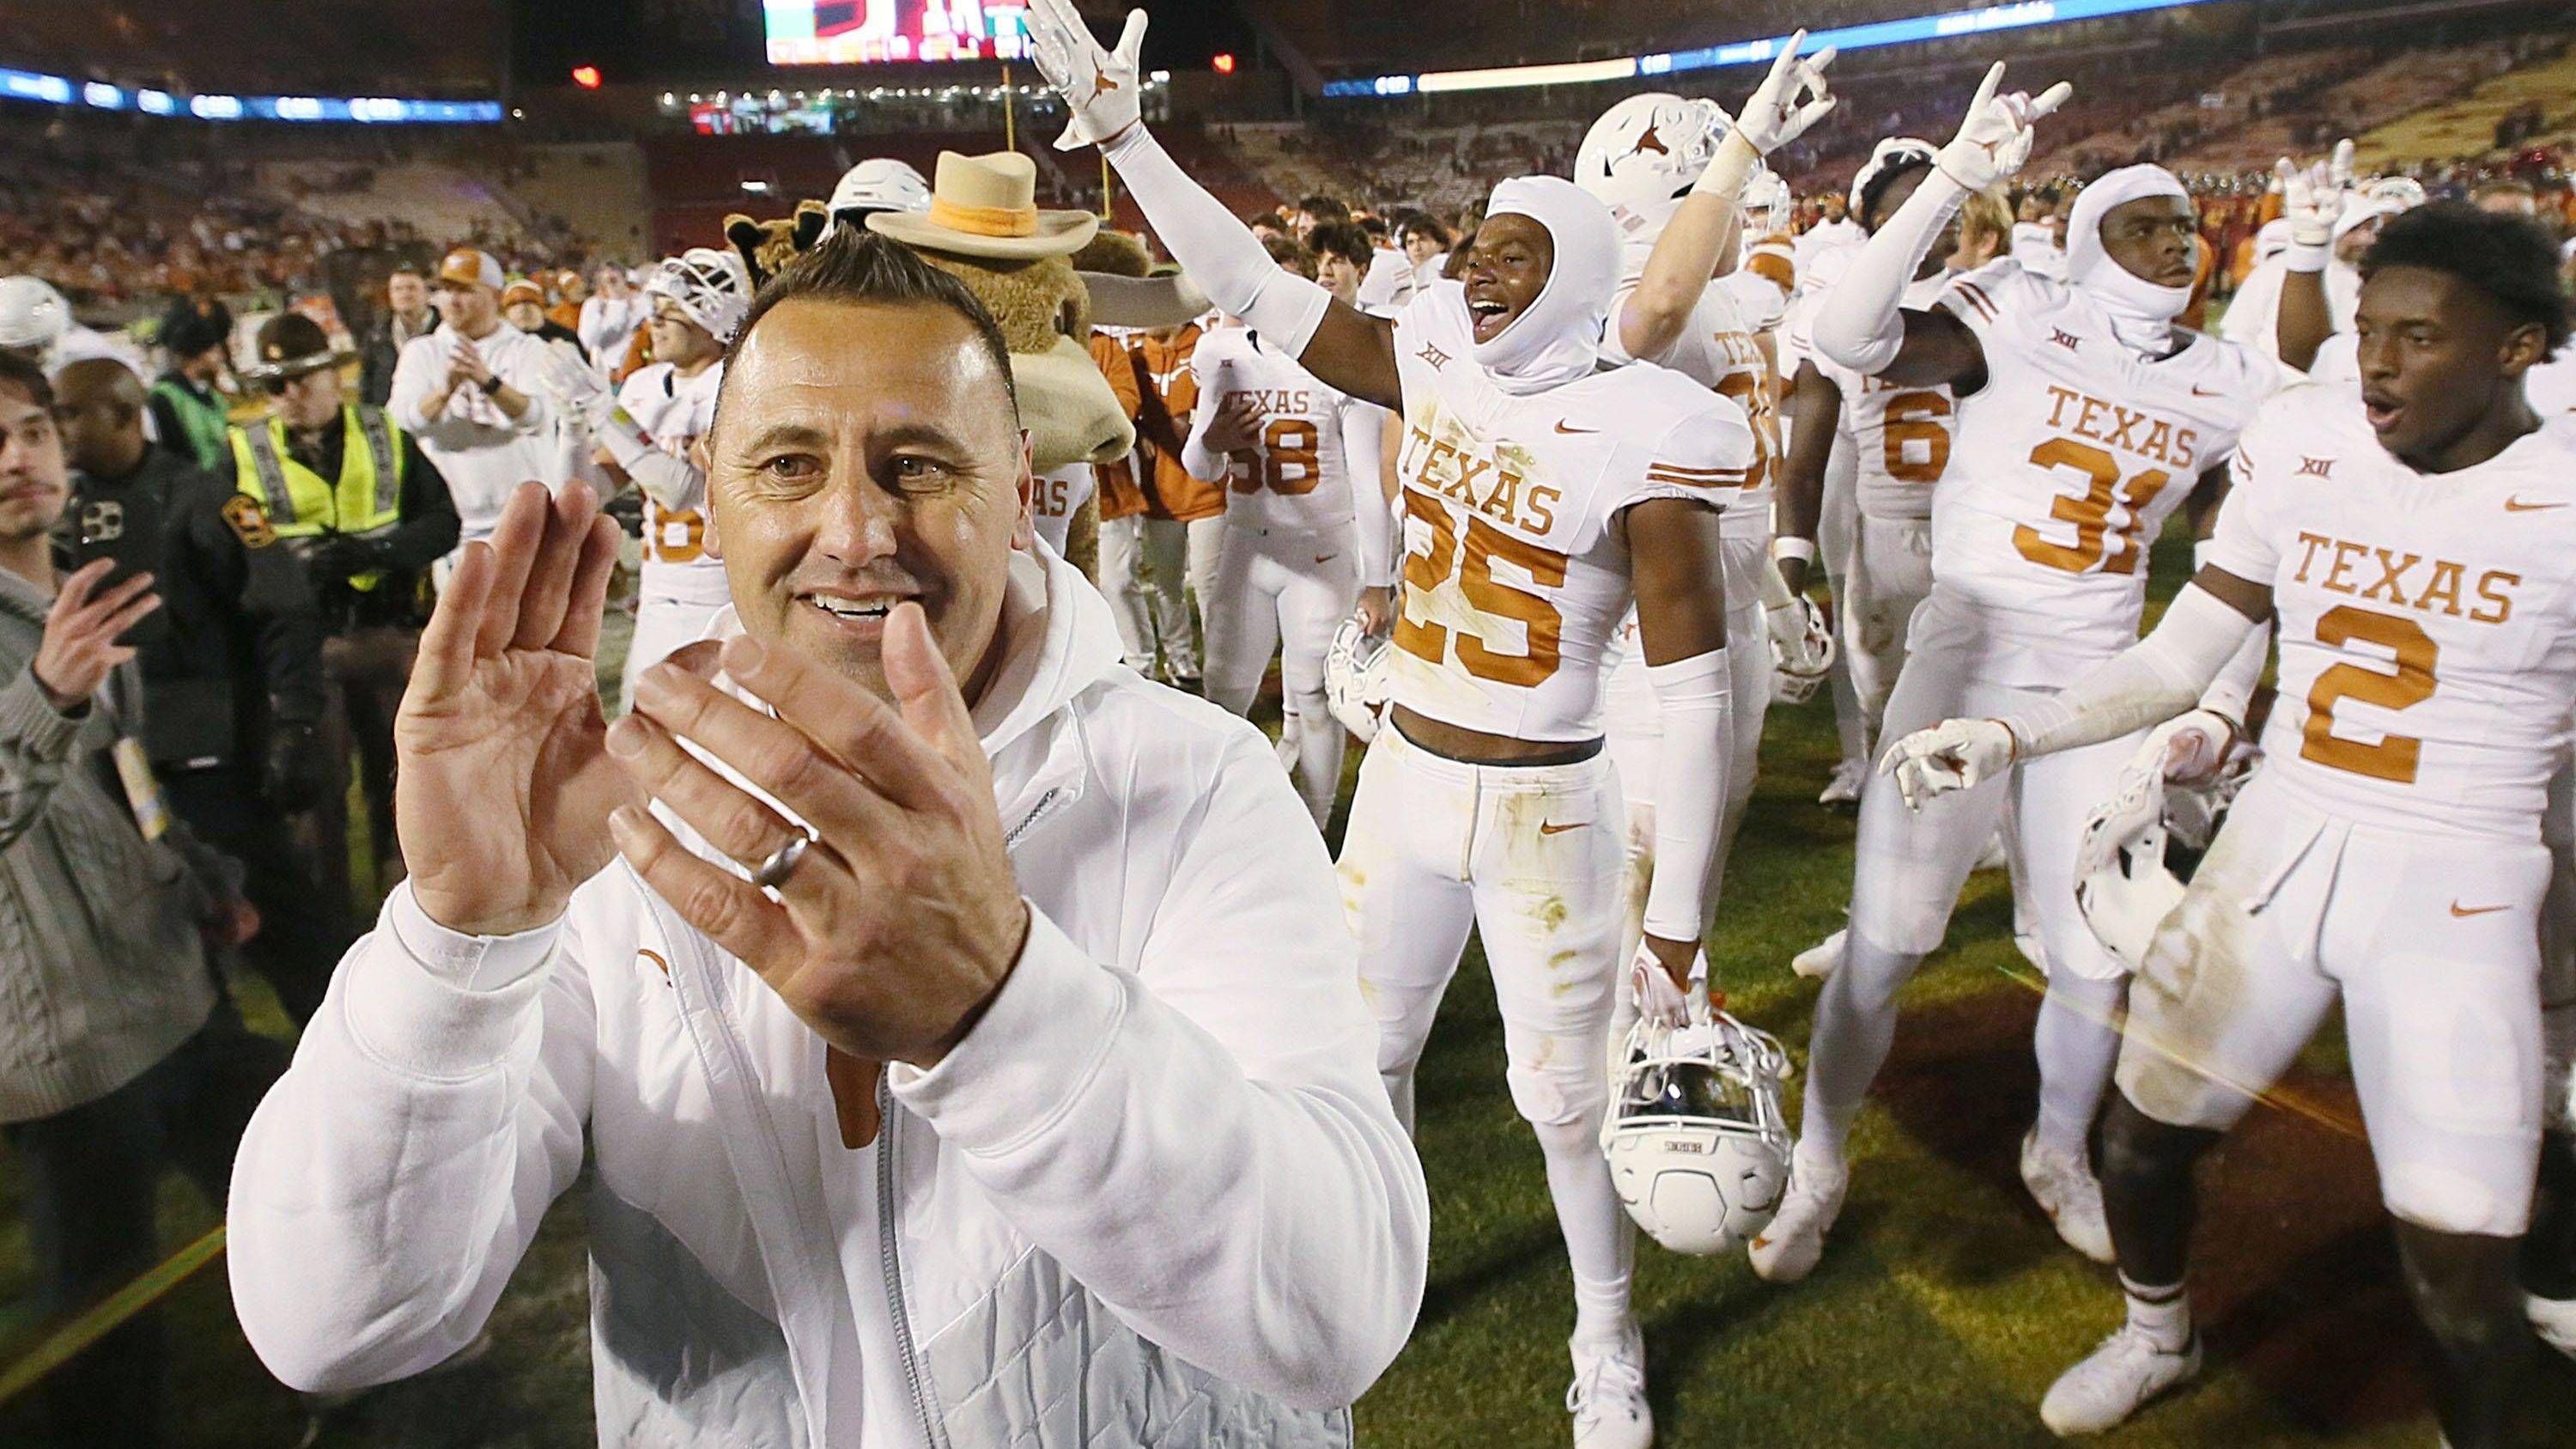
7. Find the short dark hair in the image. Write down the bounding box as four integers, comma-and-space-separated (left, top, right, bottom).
0, 350, 52, 411
2363, 201, 2572, 355
1305, 222, 1372, 273
1295, 194, 1351, 223
1394, 210, 1451, 249
720, 229, 1019, 424
1357, 214, 1389, 240
1261, 234, 1318, 279
1857, 153, 1935, 233
1247, 210, 1291, 234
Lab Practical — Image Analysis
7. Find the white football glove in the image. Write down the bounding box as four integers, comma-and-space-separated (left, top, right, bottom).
541, 345, 615, 429
2140, 707, 2240, 788
1765, 595, 1835, 703
2276, 137, 2355, 250
1934, 63, 2075, 193
1629, 940, 1710, 1030
1024, 0, 1148, 152
1731, 30, 1839, 157
1879, 717, 2017, 812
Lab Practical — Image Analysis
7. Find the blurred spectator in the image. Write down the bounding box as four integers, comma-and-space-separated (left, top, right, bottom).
502, 277, 588, 359
146, 296, 236, 472
0, 349, 273, 1449
388, 248, 561, 545
577, 262, 650, 382
359, 265, 440, 408
55, 357, 345, 1024
544, 268, 587, 334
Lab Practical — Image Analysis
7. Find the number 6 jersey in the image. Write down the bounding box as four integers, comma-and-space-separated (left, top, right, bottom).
2205, 384, 2576, 840
1386, 282, 1757, 741
1923, 257, 2281, 685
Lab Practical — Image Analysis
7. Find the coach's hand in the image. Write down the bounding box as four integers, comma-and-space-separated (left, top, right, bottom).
1026, 0, 1147, 152
397, 481, 629, 937
1880, 716, 2017, 811
1935, 63, 2073, 193
605, 606, 1030, 1069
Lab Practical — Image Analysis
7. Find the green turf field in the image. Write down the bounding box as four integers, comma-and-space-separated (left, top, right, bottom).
3, 529, 2572, 1447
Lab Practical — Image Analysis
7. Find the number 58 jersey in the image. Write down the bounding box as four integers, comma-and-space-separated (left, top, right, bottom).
2206, 386, 2576, 841
1385, 283, 1757, 742
1924, 258, 2281, 686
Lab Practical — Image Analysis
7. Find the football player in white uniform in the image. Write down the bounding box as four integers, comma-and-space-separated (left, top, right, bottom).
1886, 202, 2576, 1446
550, 248, 752, 706
1181, 240, 1388, 825
1572, 62, 1841, 979
1783, 69, 2281, 1281
1028, 7, 1804, 1441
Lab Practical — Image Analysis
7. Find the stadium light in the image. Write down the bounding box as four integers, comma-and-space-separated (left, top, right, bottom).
1212, 52, 1237, 76
571, 64, 603, 90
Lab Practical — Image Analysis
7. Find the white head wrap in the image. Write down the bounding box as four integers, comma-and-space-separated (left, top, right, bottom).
2065, 165, 2196, 355
1473, 176, 1622, 395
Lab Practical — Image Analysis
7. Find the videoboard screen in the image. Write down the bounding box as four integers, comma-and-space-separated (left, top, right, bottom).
762, 1, 1035, 64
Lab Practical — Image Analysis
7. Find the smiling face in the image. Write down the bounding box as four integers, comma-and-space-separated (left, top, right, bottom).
707, 297, 1028, 702
2354, 264, 2542, 464
440, 282, 500, 337
1461, 212, 1554, 345
0, 379, 69, 547
2099, 195, 2201, 290
647, 298, 722, 372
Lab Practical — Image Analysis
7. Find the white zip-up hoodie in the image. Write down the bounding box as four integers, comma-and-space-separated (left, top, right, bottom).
227, 544, 1429, 1448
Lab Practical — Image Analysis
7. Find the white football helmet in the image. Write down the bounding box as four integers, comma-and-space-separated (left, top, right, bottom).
1603, 1010, 1795, 1257
1575, 93, 1733, 241
1740, 165, 1793, 236
2075, 720, 2256, 971
1767, 596, 1837, 705
2362, 174, 2427, 212
0, 276, 70, 356
829, 158, 933, 227
1848, 136, 1940, 221
1324, 614, 1392, 744
645, 248, 756, 346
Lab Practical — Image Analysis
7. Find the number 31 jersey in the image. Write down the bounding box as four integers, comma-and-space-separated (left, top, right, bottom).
1925, 258, 2280, 685
1387, 283, 1756, 741
2206, 385, 2576, 840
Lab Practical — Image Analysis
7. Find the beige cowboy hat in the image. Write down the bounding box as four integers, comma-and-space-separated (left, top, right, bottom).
866, 150, 1098, 261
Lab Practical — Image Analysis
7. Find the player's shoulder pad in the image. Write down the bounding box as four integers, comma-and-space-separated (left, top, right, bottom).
1610, 361, 1759, 487
1940, 254, 2045, 325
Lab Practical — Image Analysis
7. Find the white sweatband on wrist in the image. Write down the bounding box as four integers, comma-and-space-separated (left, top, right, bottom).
1771, 536, 1818, 569
2284, 240, 2331, 274
2200, 617, 2270, 724
1692, 131, 1761, 201
1103, 126, 1332, 358
2002, 585, 2263, 758
1346, 405, 1395, 587
1813, 169, 1971, 376
1640, 649, 1734, 942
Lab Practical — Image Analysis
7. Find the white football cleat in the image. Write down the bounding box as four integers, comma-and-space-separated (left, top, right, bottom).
1819, 758, 1867, 807
2021, 1129, 2117, 1264
1566, 1323, 1653, 1449
1748, 1142, 1848, 1282
2530, 1293, 2576, 1360
2039, 1324, 2201, 1435
1791, 928, 1846, 981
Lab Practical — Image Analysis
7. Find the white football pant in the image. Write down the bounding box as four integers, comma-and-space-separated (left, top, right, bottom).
621, 594, 731, 715
2121, 771, 2548, 1238
1841, 514, 1934, 755
1203, 524, 1356, 828
1098, 514, 1198, 679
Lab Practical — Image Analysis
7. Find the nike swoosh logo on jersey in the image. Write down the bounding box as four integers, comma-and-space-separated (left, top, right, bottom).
1314, 554, 1339, 566
2505, 497, 2569, 512
1554, 420, 1600, 434
2449, 901, 2511, 918
1538, 821, 1585, 835
638, 948, 671, 977
2190, 385, 2225, 398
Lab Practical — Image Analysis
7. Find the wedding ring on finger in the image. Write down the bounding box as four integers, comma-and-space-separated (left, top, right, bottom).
753, 833, 813, 892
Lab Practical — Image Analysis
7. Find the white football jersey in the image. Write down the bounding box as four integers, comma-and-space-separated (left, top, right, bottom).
2206, 384, 2576, 839
1030, 461, 1095, 556
1921, 259, 2280, 685
618, 360, 729, 609
1388, 283, 1756, 741
1803, 269, 1958, 523
1604, 274, 1779, 541
1188, 326, 1376, 539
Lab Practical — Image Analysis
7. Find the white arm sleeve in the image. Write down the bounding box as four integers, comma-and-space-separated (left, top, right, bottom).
1179, 369, 1232, 484
2002, 585, 2266, 758
1102, 126, 1332, 357
1812, 170, 1972, 376
1640, 650, 1735, 942
1344, 401, 1393, 588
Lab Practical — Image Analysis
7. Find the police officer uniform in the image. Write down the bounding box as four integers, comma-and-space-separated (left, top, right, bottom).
234, 314, 459, 910
148, 296, 235, 474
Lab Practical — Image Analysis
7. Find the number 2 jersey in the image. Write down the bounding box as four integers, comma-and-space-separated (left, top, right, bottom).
617, 360, 729, 612
1923, 257, 2281, 686
2206, 383, 2576, 840
1388, 282, 1756, 741
1185, 325, 1382, 539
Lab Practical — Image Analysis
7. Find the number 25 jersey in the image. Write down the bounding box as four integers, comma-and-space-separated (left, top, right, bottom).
2206, 385, 2576, 840
1924, 258, 2279, 685
1387, 283, 1756, 741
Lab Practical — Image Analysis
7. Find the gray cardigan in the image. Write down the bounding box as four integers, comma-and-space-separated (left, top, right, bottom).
0, 566, 223, 1123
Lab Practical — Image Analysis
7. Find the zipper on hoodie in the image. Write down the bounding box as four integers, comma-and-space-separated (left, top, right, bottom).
876, 1073, 948, 1449
1002, 786, 1066, 849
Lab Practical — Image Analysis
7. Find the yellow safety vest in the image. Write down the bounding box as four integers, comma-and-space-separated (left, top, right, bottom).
229, 405, 406, 591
